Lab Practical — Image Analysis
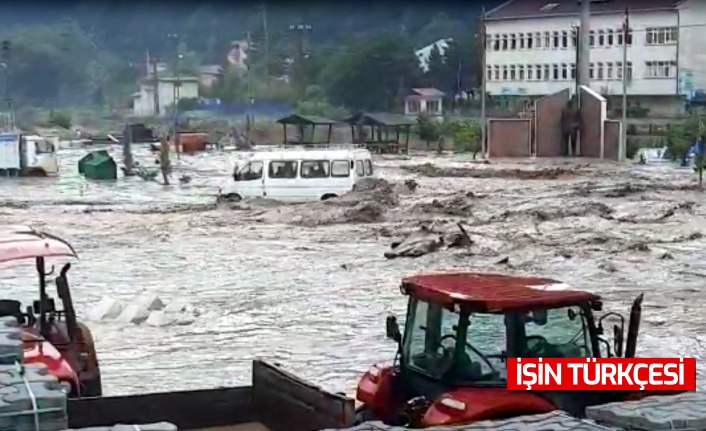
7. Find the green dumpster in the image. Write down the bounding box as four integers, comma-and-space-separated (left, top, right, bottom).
78, 150, 118, 180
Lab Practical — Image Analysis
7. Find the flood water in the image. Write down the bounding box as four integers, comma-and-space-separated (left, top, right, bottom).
1, 145, 705, 395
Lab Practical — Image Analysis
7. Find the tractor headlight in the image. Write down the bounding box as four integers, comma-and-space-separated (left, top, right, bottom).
57, 381, 73, 395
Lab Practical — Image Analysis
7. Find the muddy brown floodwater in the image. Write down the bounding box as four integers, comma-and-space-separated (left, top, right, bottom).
0, 146, 705, 395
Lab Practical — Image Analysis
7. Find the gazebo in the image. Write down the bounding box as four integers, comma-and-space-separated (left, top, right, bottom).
275, 114, 339, 146
344, 112, 415, 154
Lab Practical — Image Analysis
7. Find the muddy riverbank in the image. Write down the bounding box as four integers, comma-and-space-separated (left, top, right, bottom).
0, 148, 704, 395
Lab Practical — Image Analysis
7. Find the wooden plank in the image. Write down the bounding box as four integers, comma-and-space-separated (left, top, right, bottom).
252, 360, 355, 431
68, 386, 255, 430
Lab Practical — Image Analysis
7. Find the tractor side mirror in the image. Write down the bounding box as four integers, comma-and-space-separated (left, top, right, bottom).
613, 324, 624, 357
386, 315, 401, 343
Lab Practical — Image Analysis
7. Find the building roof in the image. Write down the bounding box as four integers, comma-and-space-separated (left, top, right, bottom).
344, 112, 416, 127
486, 0, 683, 20
276, 114, 339, 125
401, 272, 599, 312
408, 88, 445, 98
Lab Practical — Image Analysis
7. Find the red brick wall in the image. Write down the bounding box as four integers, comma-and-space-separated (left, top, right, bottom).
535, 89, 570, 157
603, 120, 621, 161
487, 119, 532, 158
579, 87, 605, 158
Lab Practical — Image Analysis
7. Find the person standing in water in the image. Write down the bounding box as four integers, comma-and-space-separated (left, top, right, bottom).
561, 96, 581, 156
159, 136, 172, 185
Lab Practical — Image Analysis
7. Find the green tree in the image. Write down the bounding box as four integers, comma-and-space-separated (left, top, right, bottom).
321, 31, 422, 111
416, 114, 441, 149
451, 118, 481, 157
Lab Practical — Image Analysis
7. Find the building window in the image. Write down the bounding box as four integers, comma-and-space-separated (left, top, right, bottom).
493, 35, 500, 51
589, 31, 595, 47
510, 65, 516, 80
598, 30, 605, 47
407, 100, 420, 113
552, 31, 560, 48
502, 65, 508, 80
597, 62, 604, 80
617, 29, 623, 45
544, 32, 551, 48
535, 32, 542, 48
519, 33, 525, 49
645, 60, 677, 78
626, 29, 633, 45
616, 62, 623, 79
646, 27, 678, 45
487, 65, 493, 81
606, 62, 613, 80
527, 64, 534, 80
487, 34, 493, 50
561, 31, 568, 48
627, 61, 633, 79
510, 33, 517, 50
589, 63, 595, 79
552, 64, 559, 80
536, 64, 543, 80
570, 63, 576, 79
502, 34, 508, 50
561, 63, 568, 79
544, 64, 551, 80
519, 64, 525, 80
494, 65, 500, 80
427, 100, 440, 114
527, 34, 533, 49
571, 29, 578, 47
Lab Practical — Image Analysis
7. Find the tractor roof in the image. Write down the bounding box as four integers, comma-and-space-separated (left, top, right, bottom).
401, 272, 599, 312
0, 226, 77, 264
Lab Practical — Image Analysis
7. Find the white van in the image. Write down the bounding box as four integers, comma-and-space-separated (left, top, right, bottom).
217, 147, 374, 202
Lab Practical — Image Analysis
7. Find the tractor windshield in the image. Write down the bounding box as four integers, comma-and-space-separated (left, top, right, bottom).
403, 299, 507, 385
403, 298, 591, 386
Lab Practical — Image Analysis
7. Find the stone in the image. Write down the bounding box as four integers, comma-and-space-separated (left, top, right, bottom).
85, 298, 123, 322
587, 392, 706, 431
115, 304, 150, 325
145, 311, 177, 327
132, 294, 165, 312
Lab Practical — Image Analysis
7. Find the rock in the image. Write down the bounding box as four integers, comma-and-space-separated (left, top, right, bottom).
384, 227, 444, 259
132, 294, 165, 311
145, 311, 177, 327
85, 298, 123, 321
115, 304, 150, 324
163, 299, 190, 314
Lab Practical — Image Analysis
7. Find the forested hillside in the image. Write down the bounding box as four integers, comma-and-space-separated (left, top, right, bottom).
0, 1, 497, 112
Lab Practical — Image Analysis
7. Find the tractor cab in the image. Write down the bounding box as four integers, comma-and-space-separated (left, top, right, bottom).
356, 272, 644, 427
0, 226, 102, 398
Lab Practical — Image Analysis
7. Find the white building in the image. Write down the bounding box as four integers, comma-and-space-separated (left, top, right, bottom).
484, 0, 705, 116
132, 76, 200, 117
404, 88, 445, 117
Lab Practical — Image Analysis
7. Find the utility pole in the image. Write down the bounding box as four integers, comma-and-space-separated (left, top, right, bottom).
262, 4, 270, 91
168, 33, 181, 160
620, 8, 629, 162
579, 0, 591, 87
572, 25, 580, 95
289, 23, 312, 100
246, 30, 253, 145
479, 7, 487, 156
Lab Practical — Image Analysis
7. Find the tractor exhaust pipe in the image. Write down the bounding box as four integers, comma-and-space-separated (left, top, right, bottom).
624, 293, 644, 358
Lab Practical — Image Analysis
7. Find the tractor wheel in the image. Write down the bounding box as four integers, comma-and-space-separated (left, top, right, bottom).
354, 404, 376, 425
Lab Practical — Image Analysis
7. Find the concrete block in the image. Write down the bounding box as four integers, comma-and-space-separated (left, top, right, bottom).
131, 294, 165, 312
115, 304, 150, 325
587, 392, 706, 431
0, 317, 22, 365
145, 311, 176, 327
0, 363, 57, 387
0, 375, 67, 431
67, 423, 178, 431
85, 298, 123, 322
322, 412, 614, 431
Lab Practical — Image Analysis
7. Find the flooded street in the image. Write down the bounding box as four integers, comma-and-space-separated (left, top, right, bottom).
1, 146, 706, 395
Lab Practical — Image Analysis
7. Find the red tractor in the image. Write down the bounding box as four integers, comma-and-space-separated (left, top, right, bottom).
0, 226, 102, 398
355, 272, 657, 427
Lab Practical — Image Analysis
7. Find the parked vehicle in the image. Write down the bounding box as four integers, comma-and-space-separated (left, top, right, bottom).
0, 226, 102, 397
0, 133, 59, 176
217, 146, 374, 203
354, 272, 675, 427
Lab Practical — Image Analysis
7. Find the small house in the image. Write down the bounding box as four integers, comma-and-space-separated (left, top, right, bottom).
404, 88, 445, 117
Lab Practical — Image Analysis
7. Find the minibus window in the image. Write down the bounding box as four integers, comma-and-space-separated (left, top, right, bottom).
356, 160, 365, 176
268, 161, 298, 179
301, 160, 330, 178
331, 160, 351, 178
364, 160, 373, 176
235, 161, 263, 181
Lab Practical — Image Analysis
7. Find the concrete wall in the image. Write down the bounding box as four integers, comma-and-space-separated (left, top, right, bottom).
535, 89, 570, 157
580, 86, 606, 158
603, 120, 621, 161
487, 118, 532, 158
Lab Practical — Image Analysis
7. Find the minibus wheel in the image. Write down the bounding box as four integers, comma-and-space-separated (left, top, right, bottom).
217, 193, 242, 203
